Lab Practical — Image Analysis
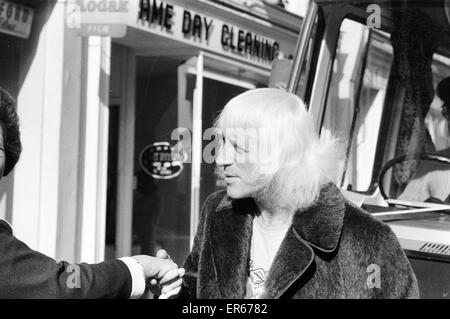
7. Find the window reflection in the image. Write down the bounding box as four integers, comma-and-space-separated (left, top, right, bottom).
322, 19, 393, 192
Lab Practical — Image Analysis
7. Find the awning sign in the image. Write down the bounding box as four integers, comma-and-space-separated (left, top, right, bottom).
140, 142, 184, 179
0, 1, 34, 39
66, 0, 128, 37
65, 0, 287, 67
134, 0, 280, 66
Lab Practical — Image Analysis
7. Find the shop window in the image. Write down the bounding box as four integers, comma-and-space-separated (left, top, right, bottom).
128, 56, 253, 264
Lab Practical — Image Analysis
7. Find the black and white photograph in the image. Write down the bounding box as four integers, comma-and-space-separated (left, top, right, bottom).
0, 0, 449, 306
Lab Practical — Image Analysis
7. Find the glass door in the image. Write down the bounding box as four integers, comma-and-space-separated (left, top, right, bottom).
175, 52, 267, 261
182, 53, 267, 245
106, 48, 268, 264
130, 52, 267, 264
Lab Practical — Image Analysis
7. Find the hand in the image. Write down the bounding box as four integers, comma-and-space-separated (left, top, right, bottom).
149, 250, 185, 299
131, 254, 177, 280
132, 252, 184, 299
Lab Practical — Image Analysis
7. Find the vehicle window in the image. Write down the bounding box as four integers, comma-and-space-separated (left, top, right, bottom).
381, 51, 450, 202
425, 53, 450, 151
321, 18, 393, 192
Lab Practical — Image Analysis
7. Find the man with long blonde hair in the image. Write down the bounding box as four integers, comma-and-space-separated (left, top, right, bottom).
179, 88, 418, 299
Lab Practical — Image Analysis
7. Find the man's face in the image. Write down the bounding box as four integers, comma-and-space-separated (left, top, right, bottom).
215, 130, 267, 199
0, 125, 5, 178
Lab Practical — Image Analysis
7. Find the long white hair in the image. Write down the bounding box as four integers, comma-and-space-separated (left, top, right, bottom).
215, 88, 346, 210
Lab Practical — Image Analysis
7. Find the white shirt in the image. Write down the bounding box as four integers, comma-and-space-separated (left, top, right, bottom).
245, 216, 290, 299
118, 257, 147, 298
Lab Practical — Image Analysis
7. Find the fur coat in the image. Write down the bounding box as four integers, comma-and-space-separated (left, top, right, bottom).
179, 183, 419, 299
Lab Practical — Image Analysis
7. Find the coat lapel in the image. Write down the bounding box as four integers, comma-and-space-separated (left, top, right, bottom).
261, 228, 314, 299
210, 197, 255, 298
209, 183, 346, 299
263, 183, 346, 298
292, 183, 346, 253
0, 219, 13, 235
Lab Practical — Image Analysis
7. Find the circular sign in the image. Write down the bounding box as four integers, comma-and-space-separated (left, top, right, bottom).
139, 142, 184, 179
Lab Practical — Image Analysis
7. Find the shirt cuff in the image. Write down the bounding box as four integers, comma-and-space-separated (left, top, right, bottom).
119, 257, 146, 299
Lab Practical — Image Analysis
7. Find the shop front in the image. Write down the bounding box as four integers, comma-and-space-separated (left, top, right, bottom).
0, 0, 68, 259
103, 0, 301, 263
0, 0, 37, 223
0, 0, 300, 265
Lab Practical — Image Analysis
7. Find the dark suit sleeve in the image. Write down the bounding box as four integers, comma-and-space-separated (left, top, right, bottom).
0, 221, 132, 299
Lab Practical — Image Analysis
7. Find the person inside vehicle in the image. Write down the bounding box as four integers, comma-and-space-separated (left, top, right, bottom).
398, 77, 450, 203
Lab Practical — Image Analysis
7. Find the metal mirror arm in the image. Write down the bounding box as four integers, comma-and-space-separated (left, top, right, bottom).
287, 0, 319, 93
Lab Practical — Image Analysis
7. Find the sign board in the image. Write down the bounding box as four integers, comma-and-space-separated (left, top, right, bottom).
66, 0, 289, 68
0, 1, 34, 39
134, 0, 280, 67
66, 0, 128, 37
139, 142, 184, 179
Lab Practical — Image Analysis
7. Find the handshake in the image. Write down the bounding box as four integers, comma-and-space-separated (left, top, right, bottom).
132, 249, 185, 299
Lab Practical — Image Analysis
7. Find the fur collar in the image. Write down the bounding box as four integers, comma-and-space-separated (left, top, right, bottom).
0, 219, 13, 235
292, 183, 346, 252
215, 182, 346, 252
210, 183, 346, 298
